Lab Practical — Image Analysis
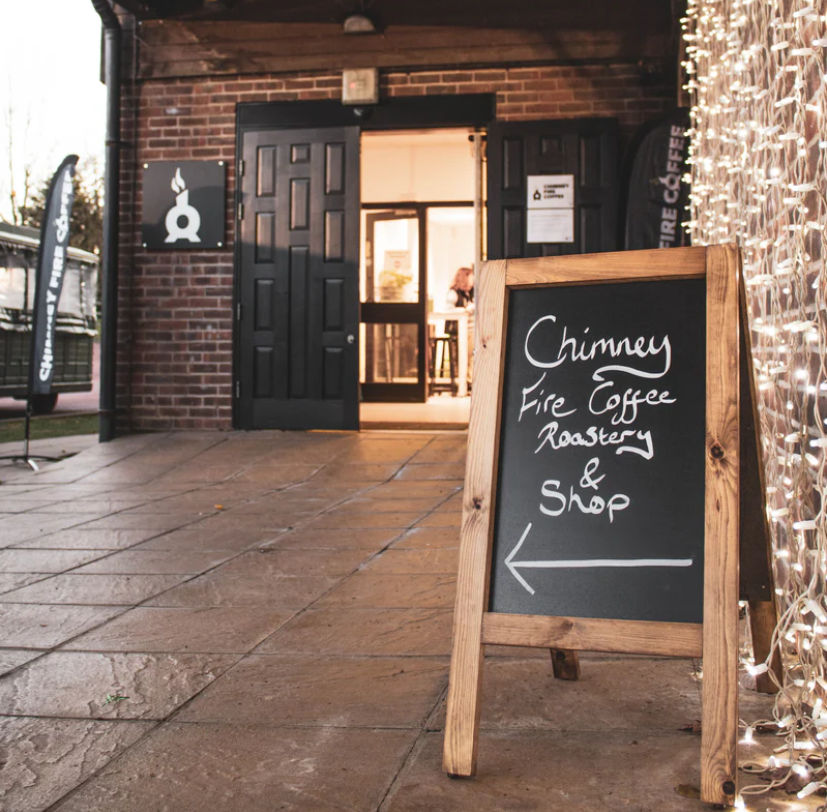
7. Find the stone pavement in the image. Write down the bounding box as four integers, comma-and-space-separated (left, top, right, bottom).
0, 431, 797, 812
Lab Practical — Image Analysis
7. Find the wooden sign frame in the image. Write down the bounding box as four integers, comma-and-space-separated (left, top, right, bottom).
443, 246, 765, 807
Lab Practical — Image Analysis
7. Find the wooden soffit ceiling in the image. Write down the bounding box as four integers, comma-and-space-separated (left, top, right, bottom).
115, 0, 672, 31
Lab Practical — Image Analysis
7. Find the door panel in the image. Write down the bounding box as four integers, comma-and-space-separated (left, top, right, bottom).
487, 118, 618, 259
360, 209, 426, 402
238, 126, 359, 430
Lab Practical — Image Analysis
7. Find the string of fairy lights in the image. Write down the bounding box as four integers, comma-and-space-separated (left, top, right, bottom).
684, 0, 827, 806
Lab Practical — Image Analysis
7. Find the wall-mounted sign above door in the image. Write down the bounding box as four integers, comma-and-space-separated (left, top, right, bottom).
142, 161, 226, 250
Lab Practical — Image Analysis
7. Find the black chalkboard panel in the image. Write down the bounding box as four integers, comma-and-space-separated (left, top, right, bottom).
489, 278, 706, 623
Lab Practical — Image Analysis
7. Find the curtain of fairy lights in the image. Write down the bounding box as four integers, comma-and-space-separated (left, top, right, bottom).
685, 0, 827, 804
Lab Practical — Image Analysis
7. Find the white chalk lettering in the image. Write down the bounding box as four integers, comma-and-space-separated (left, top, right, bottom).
539, 459, 630, 523
519, 372, 577, 422
535, 421, 654, 460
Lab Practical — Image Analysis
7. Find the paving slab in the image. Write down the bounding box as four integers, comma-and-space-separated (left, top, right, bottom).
14, 528, 165, 550
427, 657, 703, 733
0, 572, 50, 595
314, 572, 457, 609
176, 654, 448, 728
50, 724, 416, 812
228, 462, 323, 485
408, 436, 468, 463
394, 463, 466, 480
0, 574, 189, 605
258, 607, 453, 657
0, 651, 238, 720
392, 527, 461, 549
71, 550, 235, 575
226, 493, 339, 513
212, 548, 372, 578
62, 606, 295, 653
413, 512, 463, 528
311, 462, 404, 482
0, 717, 154, 812
0, 497, 63, 513
334, 496, 446, 514
30, 499, 151, 514
369, 481, 463, 498
365, 548, 460, 574
131, 527, 280, 552
381, 730, 703, 812
0, 515, 105, 548
433, 493, 463, 512
180, 512, 297, 533
143, 571, 339, 609
0, 648, 44, 676
300, 511, 427, 530
335, 438, 432, 463
0, 549, 111, 574
139, 487, 269, 512
286, 481, 368, 497
0, 604, 125, 648
273, 526, 403, 550
75, 513, 198, 532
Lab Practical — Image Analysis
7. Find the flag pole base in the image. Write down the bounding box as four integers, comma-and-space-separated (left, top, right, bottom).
0, 454, 64, 472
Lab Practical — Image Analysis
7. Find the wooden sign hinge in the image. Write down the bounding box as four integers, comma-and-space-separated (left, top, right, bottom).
235, 380, 240, 399
237, 303, 242, 321
237, 203, 244, 221
238, 159, 245, 177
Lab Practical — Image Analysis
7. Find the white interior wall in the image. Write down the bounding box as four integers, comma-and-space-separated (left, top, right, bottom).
427, 210, 475, 310
361, 129, 475, 203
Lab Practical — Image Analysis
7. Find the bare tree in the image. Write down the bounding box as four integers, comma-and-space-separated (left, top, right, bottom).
2, 82, 34, 225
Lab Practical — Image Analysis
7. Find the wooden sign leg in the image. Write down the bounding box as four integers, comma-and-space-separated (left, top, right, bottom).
443, 618, 485, 777
443, 260, 509, 778
748, 600, 782, 694
700, 245, 740, 807
550, 649, 581, 680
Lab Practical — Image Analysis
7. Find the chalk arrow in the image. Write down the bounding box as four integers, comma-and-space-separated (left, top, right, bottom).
504, 522, 537, 594
504, 522, 694, 596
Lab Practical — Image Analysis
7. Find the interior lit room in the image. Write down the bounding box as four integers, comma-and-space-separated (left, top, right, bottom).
358, 128, 482, 428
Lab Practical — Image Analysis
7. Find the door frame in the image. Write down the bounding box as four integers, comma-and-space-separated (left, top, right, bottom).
361, 207, 426, 403
360, 200, 476, 403
233, 96, 494, 428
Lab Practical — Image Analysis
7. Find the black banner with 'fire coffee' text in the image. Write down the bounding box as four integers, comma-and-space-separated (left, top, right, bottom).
30, 155, 78, 395
624, 111, 691, 251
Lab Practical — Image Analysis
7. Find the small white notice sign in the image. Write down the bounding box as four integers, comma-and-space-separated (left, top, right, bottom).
527, 209, 574, 244
383, 250, 411, 271
527, 174, 574, 209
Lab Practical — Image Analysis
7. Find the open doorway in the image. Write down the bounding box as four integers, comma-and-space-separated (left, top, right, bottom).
359, 128, 482, 428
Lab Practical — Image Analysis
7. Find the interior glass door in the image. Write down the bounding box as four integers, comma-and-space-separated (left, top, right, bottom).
360, 209, 426, 402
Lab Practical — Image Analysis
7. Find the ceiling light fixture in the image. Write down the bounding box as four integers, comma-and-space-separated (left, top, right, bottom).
343, 13, 376, 34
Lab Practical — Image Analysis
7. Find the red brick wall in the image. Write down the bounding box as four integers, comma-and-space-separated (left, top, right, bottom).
118, 64, 673, 430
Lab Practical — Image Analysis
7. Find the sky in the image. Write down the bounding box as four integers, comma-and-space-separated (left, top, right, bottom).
0, 0, 107, 221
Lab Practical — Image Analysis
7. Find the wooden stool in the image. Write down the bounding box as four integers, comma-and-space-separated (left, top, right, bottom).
428, 329, 458, 396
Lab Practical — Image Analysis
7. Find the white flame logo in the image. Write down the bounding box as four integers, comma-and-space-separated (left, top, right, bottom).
165, 167, 201, 243
171, 167, 186, 195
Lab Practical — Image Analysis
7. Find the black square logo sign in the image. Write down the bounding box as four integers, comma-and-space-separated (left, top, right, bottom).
142, 161, 226, 250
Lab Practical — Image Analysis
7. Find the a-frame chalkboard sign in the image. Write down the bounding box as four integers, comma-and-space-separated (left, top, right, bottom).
443, 246, 777, 807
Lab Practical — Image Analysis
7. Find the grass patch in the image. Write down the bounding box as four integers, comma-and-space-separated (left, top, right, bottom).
0, 413, 98, 446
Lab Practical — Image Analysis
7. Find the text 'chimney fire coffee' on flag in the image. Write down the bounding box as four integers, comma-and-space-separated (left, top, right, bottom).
30, 155, 78, 395
141, 161, 227, 250
624, 110, 691, 251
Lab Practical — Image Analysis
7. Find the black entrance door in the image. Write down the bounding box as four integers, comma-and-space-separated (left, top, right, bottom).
237, 127, 360, 430
487, 118, 618, 259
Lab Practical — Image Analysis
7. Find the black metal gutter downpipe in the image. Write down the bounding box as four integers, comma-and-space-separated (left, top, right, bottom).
91, 0, 121, 442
